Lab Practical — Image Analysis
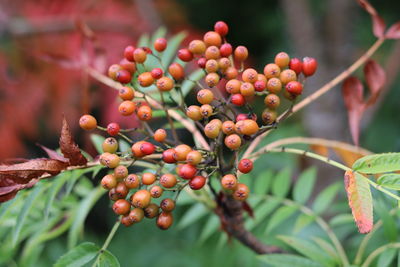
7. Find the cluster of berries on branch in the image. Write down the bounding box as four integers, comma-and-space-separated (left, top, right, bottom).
79, 20, 317, 230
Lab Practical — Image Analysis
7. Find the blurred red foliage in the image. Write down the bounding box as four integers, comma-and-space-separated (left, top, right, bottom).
0, 0, 200, 161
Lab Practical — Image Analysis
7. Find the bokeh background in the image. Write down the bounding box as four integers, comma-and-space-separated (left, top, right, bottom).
1, 0, 400, 266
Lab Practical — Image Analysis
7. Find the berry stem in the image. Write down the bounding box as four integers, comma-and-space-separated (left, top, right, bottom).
91, 219, 121, 267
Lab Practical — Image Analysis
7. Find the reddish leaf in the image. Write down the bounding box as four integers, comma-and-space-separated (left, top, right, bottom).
386, 22, 400, 39
344, 170, 373, 234
37, 143, 68, 162
59, 117, 87, 166
242, 201, 254, 218
364, 60, 386, 106
0, 158, 68, 202
342, 77, 365, 145
357, 0, 386, 38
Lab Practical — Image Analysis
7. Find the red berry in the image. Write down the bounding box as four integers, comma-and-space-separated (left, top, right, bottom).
154, 38, 167, 52
214, 21, 229, 36
220, 43, 233, 57
177, 48, 194, 62
302, 57, 317, 76
142, 46, 153, 54
197, 57, 207, 68
178, 164, 197, 180
106, 122, 120, 136
116, 69, 132, 84
286, 81, 303, 96
289, 58, 303, 75
231, 94, 245, 106
157, 212, 173, 230
238, 158, 253, 173
162, 149, 177, 164
112, 199, 131, 215
151, 68, 163, 79
140, 142, 155, 155
254, 80, 266, 92
120, 58, 136, 74
236, 113, 248, 122
124, 45, 135, 61
189, 176, 207, 190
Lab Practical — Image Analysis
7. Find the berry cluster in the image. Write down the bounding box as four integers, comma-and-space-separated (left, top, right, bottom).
79, 21, 317, 230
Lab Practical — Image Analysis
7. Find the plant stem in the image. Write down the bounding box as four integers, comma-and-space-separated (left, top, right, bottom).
361, 243, 400, 267
91, 219, 121, 267
160, 92, 179, 143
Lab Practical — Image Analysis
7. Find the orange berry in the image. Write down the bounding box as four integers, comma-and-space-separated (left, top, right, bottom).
168, 63, 185, 80
125, 174, 140, 189
233, 183, 249, 201
150, 185, 163, 198
119, 86, 135, 101
159, 174, 177, 188
186, 150, 202, 165
234, 46, 248, 62
240, 82, 255, 97
263, 63, 281, 79
174, 144, 192, 161
205, 46, 221, 60
131, 189, 151, 208
261, 109, 277, 124
157, 212, 173, 230
142, 172, 157, 185
225, 134, 242, 150
114, 165, 128, 180
79, 114, 97, 130
205, 59, 219, 73
242, 68, 258, 83
205, 73, 220, 87
197, 89, 214, 104
274, 52, 290, 68
156, 76, 174, 91
225, 79, 241, 94
113, 199, 131, 215
138, 72, 154, 87
129, 208, 144, 223
154, 38, 167, 52
279, 69, 297, 85
204, 121, 221, 139
235, 119, 259, 135
224, 67, 238, 80
264, 94, 280, 109
218, 57, 231, 70
154, 129, 167, 143
222, 120, 235, 135
266, 78, 282, 93
133, 48, 147, 63
203, 31, 222, 47
200, 104, 213, 118
188, 40, 206, 54
221, 174, 238, 190
118, 101, 135, 116
137, 105, 152, 121
102, 137, 118, 153
186, 105, 202, 121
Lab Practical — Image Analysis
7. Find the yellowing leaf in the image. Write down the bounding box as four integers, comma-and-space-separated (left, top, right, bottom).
344, 170, 373, 234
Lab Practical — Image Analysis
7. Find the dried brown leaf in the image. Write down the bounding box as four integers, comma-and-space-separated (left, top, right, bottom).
59, 117, 87, 166
37, 143, 68, 162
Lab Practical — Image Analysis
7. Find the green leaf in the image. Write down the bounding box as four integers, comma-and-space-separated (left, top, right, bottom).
98, 249, 120, 267
258, 254, 324, 267
311, 237, 340, 262
293, 167, 317, 204
375, 200, 398, 242
265, 205, 297, 233
65, 170, 83, 196
377, 247, 396, 267
54, 242, 99, 267
329, 214, 354, 226
68, 186, 105, 248
90, 134, 105, 154
272, 168, 292, 198
137, 33, 150, 47
312, 182, 341, 214
118, 139, 131, 153
377, 174, 400, 190
177, 203, 209, 229
253, 170, 274, 195
198, 215, 220, 243
352, 153, 400, 174
179, 69, 206, 97
277, 235, 335, 266
0, 197, 17, 221
293, 213, 315, 233
44, 172, 69, 220
161, 32, 186, 67
12, 185, 44, 246
245, 198, 280, 230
